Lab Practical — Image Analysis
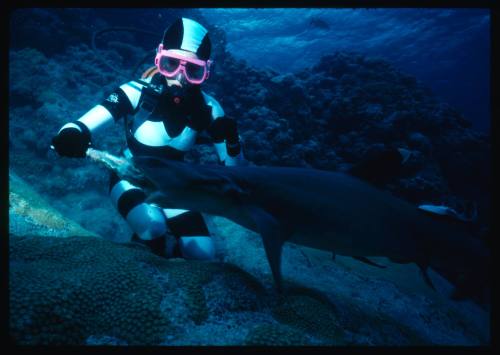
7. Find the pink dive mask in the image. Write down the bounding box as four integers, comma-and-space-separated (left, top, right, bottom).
154, 44, 212, 85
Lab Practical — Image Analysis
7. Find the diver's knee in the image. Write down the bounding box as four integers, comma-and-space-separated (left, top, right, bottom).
179, 236, 215, 260
127, 203, 168, 241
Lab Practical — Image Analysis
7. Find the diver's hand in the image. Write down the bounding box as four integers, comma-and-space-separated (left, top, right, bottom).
51, 126, 91, 158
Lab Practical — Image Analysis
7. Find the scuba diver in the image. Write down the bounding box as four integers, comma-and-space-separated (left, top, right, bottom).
51, 18, 246, 259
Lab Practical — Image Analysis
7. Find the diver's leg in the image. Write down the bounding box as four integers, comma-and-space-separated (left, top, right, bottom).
109, 170, 169, 256
164, 209, 215, 260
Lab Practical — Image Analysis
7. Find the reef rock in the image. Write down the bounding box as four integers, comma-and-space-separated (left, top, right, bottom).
9, 171, 98, 238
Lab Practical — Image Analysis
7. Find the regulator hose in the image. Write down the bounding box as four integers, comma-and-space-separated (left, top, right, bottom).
91, 27, 159, 79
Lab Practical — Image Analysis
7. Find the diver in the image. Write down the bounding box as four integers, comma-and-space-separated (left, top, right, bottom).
51, 18, 246, 259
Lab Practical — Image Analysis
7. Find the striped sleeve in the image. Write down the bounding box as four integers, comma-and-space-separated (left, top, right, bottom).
58, 78, 150, 136
202, 92, 246, 166
100, 80, 148, 122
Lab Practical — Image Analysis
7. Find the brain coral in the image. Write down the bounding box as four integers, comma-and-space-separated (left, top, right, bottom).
9, 235, 170, 345
244, 323, 310, 346
10, 234, 272, 345
154, 259, 266, 325
271, 287, 345, 344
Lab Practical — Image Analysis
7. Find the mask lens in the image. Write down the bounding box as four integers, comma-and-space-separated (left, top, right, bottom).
159, 56, 181, 75
184, 62, 206, 81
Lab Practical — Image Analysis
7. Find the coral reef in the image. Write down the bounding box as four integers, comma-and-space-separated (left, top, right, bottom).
9, 235, 169, 345
10, 233, 309, 345
244, 324, 310, 346
159, 260, 216, 325
153, 260, 266, 325
9, 219, 490, 345
206, 52, 489, 209
272, 287, 345, 344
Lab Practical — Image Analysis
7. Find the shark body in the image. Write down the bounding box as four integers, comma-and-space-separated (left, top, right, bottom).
129, 156, 490, 304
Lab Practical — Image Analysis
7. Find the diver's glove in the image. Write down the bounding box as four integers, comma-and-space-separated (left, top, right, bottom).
51, 122, 91, 158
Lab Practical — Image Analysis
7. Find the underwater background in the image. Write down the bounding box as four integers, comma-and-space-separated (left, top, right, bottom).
9, 8, 491, 346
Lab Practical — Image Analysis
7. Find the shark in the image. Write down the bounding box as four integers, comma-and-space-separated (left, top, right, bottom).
119, 155, 490, 305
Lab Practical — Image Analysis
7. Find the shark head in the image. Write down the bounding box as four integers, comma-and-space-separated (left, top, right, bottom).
132, 156, 250, 215
132, 156, 194, 191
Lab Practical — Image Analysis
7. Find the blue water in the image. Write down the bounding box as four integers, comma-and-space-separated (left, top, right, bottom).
201, 8, 490, 132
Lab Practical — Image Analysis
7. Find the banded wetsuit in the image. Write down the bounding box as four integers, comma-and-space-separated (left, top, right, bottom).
57, 68, 246, 258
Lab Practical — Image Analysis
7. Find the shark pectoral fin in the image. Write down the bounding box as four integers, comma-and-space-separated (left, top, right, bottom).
352, 256, 387, 269
246, 205, 285, 293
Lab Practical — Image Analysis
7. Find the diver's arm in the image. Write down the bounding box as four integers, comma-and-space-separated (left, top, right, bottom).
58, 80, 145, 135
203, 92, 246, 166
208, 117, 246, 166
52, 79, 147, 157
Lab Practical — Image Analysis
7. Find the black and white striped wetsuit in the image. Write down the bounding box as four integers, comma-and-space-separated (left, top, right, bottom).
57, 69, 246, 259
